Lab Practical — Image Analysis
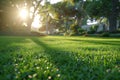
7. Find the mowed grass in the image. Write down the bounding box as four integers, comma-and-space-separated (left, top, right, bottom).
0, 36, 120, 80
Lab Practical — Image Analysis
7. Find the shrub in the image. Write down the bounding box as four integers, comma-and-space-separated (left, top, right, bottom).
88, 25, 98, 34
64, 31, 69, 36
69, 33, 76, 36
70, 24, 79, 34
100, 32, 110, 37
31, 31, 46, 36
69, 31, 80, 36
110, 30, 120, 34
78, 28, 86, 35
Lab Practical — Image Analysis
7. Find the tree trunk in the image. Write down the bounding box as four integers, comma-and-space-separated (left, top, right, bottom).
26, 0, 43, 35
26, 19, 32, 35
108, 0, 119, 32
108, 15, 117, 32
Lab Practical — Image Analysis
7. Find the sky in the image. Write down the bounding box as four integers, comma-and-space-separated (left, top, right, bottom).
41, 0, 62, 5
50, 0, 63, 4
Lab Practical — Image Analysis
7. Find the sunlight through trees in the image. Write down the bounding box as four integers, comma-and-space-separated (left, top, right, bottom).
0, 0, 120, 35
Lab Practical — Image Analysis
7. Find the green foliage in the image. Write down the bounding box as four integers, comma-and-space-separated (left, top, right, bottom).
0, 0, 86, 35
70, 23, 78, 33
84, 0, 120, 32
69, 32, 76, 36
69, 31, 80, 36
64, 31, 70, 36
90, 25, 95, 32
78, 27, 86, 35
51, 1, 83, 22
46, 0, 85, 33
100, 32, 110, 37
0, 36, 120, 80
68, 24, 83, 36
88, 25, 98, 34
85, 0, 117, 18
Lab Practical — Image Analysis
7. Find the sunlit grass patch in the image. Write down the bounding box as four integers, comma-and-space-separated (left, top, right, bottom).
0, 36, 120, 80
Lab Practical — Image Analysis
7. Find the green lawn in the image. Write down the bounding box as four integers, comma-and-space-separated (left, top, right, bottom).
0, 36, 120, 80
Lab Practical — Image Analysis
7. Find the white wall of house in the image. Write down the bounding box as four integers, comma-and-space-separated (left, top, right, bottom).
117, 20, 120, 29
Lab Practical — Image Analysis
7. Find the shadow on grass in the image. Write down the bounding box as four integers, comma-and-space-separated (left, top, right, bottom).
31, 38, 120, 80
31, 38, 87, 79
68, 39, 120, 47
1, 36, 119, 80
0, 37, 27, 80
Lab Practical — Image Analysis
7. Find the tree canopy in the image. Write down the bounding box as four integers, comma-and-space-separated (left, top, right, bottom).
85, 0, 120, 32
0, 0, 120, 35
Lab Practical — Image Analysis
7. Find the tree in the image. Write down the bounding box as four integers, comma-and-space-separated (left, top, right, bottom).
0, 0, 19, 32
85, 0, 120, 32
26, 0, 43, 33
45, 1, 85, 33
0, 0, 43, 35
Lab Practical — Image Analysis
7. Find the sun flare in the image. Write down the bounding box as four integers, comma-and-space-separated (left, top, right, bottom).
32, 20, 40, 28
19, 9, 28, 20
19, 8, 41, 29
32, 15, 41, 28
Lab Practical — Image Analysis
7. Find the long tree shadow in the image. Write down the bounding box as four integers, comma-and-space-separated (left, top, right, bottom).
31, 38, 120, 80
31, 38, 86, 79
31, 38, 79, 67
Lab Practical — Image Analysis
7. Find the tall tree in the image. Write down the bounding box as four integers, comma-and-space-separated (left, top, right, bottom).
0, 0, 43, 34
47, 1, 85, 33
85, 0, 120, 32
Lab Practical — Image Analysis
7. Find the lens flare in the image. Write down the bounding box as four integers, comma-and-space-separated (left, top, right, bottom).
19, 9, 28, 20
